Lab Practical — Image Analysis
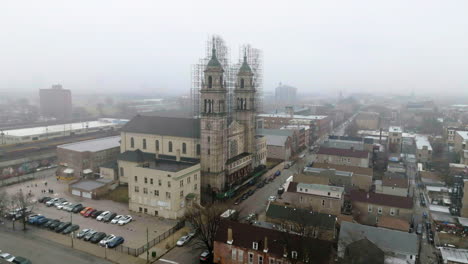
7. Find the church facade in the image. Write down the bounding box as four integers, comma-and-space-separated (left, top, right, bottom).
117, 39, 266, 219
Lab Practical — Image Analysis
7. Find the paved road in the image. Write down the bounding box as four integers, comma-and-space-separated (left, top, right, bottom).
155, 239, 200, 264
0, 226, 113, 264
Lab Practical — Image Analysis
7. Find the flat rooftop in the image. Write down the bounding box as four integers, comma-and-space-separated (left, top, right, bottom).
2, 118, 128, 137
140, 158, 198, 172
58, 136, 120, 152
258, 113, 327, 120
415, 135, 432, 150
389, 126, 403, 133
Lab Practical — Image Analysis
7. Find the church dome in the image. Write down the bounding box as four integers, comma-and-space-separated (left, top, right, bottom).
238, 53, 252, 74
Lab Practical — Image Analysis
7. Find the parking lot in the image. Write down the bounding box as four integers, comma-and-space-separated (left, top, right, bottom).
3, 174, 176, 248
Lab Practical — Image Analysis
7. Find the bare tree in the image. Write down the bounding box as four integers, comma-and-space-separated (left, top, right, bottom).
0, 190, 9, 222
12, 189, 34, 231
183, 203, 228, 253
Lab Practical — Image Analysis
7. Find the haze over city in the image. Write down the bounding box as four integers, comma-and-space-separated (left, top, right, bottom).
1, 0, 468, 95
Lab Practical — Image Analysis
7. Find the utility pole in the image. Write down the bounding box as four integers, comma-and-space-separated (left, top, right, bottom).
146, 227, 149, 263
70, 212, 74, 248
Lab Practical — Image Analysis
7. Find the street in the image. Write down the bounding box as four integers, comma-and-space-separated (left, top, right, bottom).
0, 226, 113, 264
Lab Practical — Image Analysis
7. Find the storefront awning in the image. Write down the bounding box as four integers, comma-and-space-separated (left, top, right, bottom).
63, 168, 74, 174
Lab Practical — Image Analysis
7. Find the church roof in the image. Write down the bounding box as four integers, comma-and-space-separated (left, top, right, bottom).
206, 41, 223, 70
238, 53, 252, 74
121, 115, 200, 138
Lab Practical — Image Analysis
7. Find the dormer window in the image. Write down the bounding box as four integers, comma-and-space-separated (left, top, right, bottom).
252, 242, 258, 250
291, 251, 298, 259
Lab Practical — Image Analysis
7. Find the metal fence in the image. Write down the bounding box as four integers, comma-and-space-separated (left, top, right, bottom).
110, 220, 185, 257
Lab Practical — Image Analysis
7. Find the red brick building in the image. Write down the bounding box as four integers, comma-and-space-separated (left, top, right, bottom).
213, 220, 335, 264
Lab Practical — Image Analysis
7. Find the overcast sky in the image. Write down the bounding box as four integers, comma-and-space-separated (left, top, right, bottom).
1, 0, 468, 96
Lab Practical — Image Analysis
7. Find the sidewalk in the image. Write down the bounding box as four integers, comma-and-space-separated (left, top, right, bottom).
136, 226, 190, 263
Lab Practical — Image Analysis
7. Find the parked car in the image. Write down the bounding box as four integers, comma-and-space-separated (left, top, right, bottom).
12, 256, 32, 264
38, 196, 50, 203
274, 170, 281, 176
176, 235, 192, 246
56, 201, 71, 210
36, 217, 50, 226
48, 220, 62, 230
99, 234, 116, 247
268, 196, 277, 202
107, 236, 125, 248
0, 253, 15, 262
28, 215, 45, 225
234, 198, 242, 205
45, 198, 59, 207
84, 230, 98, 241
90, 232, 107, 243
118, 215, 132, 225
199, 250, 212, 263
256, 182, 264, 189
43, 219, 60, 228
103, 212, 117, 223
80, 207, 93, 216
84, 209, 96, 217
71, 204, 84, 213
55, 222, 72, 233
77, 228, 93, 239
52, 198, 67, 207
241, 193, 249, 200
91, 210, 104, 219
63, 203, 76, 212
110, 215, 124, 224
62, 224, 80, 234
96, 211, 111, 221
247, 190, 255, 196
427, 232, 434, 244
26, 214, 41, 222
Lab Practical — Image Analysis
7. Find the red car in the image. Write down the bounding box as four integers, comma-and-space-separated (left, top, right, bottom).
80, 207, 93, 216
84, 209, 97, 217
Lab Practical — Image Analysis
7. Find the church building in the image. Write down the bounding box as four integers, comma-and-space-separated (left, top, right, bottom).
117, 38, 266, 219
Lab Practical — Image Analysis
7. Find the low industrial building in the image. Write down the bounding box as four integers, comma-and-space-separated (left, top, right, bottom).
281, 181, 344, 215
265, 203, 337, 241
311, 163, 373, 191
415, 135, 433, 163
338, 222, 418, 264
0, 118, 128, 145
69, 178, 115, 199
213, 220, 334, 264
454, 131, 468, 153
375, 175, 409, 197
314, 147, 370, 168
350, 189, 413, 225
439, 247, 468, 264
57, 136, 121, 179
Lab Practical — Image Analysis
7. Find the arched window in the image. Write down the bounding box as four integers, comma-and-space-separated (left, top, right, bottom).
182, 143, 187, 154
155, 140, 159, 151
168, 141, 173, 152
240, 78, 244, 88
208, 76, 212, 88
208, 136, 210, 143
219, 76, 223, 87
130, 137, 134, 148
196, 144, 201, 155
142, 139, 147, 149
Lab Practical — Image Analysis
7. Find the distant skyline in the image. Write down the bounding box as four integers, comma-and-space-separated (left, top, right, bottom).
1, 0, 468, 95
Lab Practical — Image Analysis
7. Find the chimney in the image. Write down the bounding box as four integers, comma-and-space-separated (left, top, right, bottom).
227, 228, 233, 244
263, 236, 269, 253
176, 149, 181, 162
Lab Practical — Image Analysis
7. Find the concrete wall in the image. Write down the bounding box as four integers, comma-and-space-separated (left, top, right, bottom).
314, 153, 370, 168
281, 192, 343, 215
352, 201, 413, 224
267, 145, 291, 161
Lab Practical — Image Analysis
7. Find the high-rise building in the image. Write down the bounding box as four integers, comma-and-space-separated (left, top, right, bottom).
275, 83, 297, 107
39, 84, 72, 120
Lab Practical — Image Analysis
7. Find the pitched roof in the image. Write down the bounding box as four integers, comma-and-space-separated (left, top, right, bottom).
266, 203, 336, 230
121, 115, 200, 138
339, 222, 418, 256
345, 238, 385, 264
317, 147, 369, 159
350, 189, 413, 209
382, 176, 408, 188
312, 162, 373, 176
215, 220, 333, 263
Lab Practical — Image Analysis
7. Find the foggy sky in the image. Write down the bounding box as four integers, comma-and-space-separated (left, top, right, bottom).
1, 0, 468, 95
